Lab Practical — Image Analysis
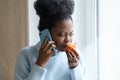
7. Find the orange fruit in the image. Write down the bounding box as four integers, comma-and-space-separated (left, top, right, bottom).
66, 42, 76, 54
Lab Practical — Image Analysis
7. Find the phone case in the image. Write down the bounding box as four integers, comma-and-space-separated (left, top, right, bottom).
39, 29, 55, 51
39, 29, 52, 44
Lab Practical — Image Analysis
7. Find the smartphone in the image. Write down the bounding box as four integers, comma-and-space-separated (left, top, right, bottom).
39, 29, 55, 51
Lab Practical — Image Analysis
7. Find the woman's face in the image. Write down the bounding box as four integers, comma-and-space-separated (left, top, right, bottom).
51, 19, 74, 51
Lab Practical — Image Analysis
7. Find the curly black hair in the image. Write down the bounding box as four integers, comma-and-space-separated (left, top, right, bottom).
34, 0, 74, 31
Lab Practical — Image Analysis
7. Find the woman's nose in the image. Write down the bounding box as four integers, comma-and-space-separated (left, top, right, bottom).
65, 35, 71, 43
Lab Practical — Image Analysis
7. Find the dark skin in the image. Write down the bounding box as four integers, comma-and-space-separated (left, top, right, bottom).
36, 19, 80, 68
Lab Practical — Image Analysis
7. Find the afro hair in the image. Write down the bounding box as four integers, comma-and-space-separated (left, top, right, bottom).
34, 0, 75, 31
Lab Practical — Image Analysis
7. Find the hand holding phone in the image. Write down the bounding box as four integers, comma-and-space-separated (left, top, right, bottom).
36, 29, 56, 66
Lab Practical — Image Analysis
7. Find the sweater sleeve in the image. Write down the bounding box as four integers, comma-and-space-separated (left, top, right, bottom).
14, 48, 47, 80
70, 50, 87, 80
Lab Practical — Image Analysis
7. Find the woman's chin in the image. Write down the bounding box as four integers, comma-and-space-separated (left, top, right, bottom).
61, 48, 66, 52
57, 48, 66, 52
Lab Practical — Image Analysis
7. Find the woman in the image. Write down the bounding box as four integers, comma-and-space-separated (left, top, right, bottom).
14, 0, 86, 80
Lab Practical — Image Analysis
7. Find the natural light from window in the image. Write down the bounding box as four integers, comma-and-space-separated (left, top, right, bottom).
99, 0, 120, 80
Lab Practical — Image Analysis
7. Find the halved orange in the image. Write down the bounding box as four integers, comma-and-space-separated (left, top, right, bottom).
66, 42, 76, 54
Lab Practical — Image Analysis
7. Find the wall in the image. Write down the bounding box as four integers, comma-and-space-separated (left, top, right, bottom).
0, 0, 28, 80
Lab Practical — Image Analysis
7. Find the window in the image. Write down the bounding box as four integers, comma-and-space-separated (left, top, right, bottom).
28, 0, 39, 46
99, 0, 120, 80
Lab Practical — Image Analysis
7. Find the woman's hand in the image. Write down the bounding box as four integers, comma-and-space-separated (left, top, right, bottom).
36, 35, 56, 67
65, 49, 80, 69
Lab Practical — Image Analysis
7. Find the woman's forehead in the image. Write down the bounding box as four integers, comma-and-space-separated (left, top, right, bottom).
54, 19, 73, 29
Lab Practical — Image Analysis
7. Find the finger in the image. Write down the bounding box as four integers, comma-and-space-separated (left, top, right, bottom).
44, 41, 55, 51
76, 55, 80, 60
67, 50, 76, 58
46, 48, 56, 56
73, 57, 78, 63
70, 51, 76, 58
66, 51, 72, 58
50, 50, 56, 56
51, 43, 56, 49
72, 50, 80, 60
66, 51, 79, 63
70, 48, 80, 58
45, 42, 56, 53
66, 51, 74, 62
48, 43, 56, 51
47, 41, 55, 48
69, 57, 78, 63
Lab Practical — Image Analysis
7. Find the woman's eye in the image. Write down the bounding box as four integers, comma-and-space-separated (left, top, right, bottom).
69, 33, 74, 37
58, 33, 74, 37
58, 33, 66, 37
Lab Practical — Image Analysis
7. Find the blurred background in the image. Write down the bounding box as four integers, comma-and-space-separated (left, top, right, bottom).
0, 0, 120, 80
